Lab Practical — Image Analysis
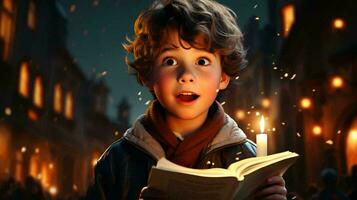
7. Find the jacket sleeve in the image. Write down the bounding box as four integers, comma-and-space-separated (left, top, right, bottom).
85, 145, 120, 200
221, 139, 257, 168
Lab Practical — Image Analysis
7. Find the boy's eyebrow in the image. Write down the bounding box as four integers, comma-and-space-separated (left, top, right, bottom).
158, 44, 179, 55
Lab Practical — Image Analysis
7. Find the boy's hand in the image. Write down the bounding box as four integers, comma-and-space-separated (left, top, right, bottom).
254, 176, 287, 200
139, 186, 168, 200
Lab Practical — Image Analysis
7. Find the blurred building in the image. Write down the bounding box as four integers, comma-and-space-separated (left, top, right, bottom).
223, 0, 357, 197
277, 0, 357, 192
0, 0, 129, 197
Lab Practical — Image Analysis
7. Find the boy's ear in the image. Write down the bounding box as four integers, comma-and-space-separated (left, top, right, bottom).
219, 72, 230, 90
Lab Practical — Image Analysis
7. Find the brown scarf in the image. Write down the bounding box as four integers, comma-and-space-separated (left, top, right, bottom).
142, 100, 225, 168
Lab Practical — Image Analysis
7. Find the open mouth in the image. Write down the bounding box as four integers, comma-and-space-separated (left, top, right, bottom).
176, 92, 200, 103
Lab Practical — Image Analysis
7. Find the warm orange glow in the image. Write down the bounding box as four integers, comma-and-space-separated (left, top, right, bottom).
92, 158, 98, 167
27, 1, 36, 29
92, 152, 100, 167
41, 162, 49, 188
54, 83, 62, 113
0, 8, 14, 59
73, 184, 78, 191
49, 186, 58, 196
346, 118, 357, 175
282, 4, 295, 37
325, 140, 334, 145
29, 155, 39, 178
235, 110, 245, 120
331, 76, 344, 89
300, 97, 312, 109
14, 151, 23, 182
21, 146, 27, 153
332, 18, 345, 29
5, 107, 11, 115
312, 125, 322, 136
18, 62, 30, 97
65, 91, 73, 119
261, 98, 271, 108
28, 109, 38, 121
3, 0, 14, 12
33, 76, 44, 108
0, 125, 10, 173
350, 130, 357, 141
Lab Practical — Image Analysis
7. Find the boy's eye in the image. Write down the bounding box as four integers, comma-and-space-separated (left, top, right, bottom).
196, 58, 210, 66
163, 57, 178, 66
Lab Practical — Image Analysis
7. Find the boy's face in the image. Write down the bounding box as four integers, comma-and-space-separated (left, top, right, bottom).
148, 29, 230, 121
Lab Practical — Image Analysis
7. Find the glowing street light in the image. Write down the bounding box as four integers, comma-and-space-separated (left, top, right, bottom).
21, 146, 27, 153
331, 76, 344, 89
261, 98, 271, 108
300, 97, 312, 109
312, 125, 322, 136
332, 18, 345, 29
49, 186, 58, 196
235, 110, 245, 120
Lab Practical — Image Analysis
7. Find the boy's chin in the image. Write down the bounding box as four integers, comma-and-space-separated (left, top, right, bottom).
167, 109, 209, 121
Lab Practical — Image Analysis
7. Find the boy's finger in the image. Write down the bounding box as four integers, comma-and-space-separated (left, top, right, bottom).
255, 194, 287, 200
255, 185, 287, 198
267, 176, 285, 186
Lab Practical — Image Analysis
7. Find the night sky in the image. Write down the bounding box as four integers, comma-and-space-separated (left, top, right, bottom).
58, 0, 268, 123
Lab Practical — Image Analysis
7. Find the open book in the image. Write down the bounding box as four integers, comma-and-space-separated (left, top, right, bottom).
148, 151, 299, 200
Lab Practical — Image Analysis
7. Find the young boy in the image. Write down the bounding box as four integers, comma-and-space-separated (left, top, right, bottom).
90, 0, 287, 199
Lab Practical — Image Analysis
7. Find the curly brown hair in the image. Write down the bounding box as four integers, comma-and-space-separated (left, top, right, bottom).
123, 0, 246, 86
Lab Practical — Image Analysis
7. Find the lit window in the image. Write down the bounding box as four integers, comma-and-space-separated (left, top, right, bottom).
3, 0, 14, 13
14, 151, 23, 182
18, 62, 30, 97
65, 91, 73, 119
281, 4, 295, 37
27, 1, 36, 30
33, 76, 43, 108
346, 118, 357, 175
54, 83, 62, 113
0, 0, 15, 60
41, 161, 49, 188
29, 155, 40, 178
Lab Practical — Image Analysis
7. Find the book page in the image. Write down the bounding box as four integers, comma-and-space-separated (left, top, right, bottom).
157, 157, 236, 178
233, 156, 298, 200
228, 151, 298, 179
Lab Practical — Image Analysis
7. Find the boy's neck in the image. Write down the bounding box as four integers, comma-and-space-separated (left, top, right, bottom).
165, 111, 208, 137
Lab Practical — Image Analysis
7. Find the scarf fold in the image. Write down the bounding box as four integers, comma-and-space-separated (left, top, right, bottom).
142, 100, 225, 168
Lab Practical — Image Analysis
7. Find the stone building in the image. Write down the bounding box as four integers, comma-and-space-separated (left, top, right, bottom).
0, 0, 129, 197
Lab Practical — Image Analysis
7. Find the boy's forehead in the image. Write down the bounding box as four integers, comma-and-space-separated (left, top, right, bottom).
158, 29, 209, 53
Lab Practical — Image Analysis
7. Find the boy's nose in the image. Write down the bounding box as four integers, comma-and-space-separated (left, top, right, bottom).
178, 69, 195, 84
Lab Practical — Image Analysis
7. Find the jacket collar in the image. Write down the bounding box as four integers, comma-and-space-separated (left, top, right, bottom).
123, 114, 247, 161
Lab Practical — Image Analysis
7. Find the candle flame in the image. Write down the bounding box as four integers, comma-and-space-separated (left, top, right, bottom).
260, 116, 265, 133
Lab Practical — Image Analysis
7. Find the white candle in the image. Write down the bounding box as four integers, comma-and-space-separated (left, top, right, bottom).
256, 116, 267, 156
